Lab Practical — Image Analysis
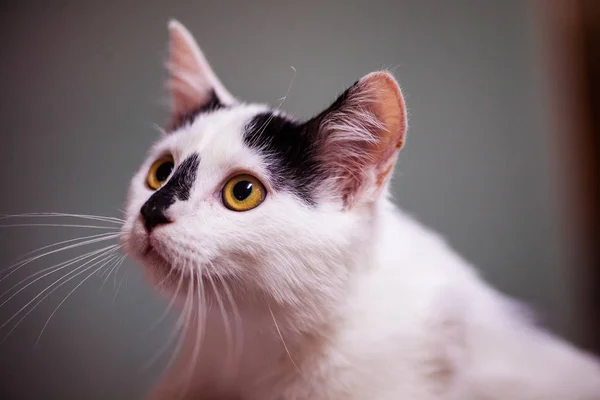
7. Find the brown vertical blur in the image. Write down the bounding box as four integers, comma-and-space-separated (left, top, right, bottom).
540, 0, 600, 352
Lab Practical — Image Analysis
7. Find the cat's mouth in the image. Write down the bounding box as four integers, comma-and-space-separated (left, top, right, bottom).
139, 240, 218, 298
142, 242, 173, 276
142, 242, 156, 257
141, 240, 201, 277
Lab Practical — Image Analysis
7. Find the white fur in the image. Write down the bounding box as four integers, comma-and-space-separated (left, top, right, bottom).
120, 21, 600, 400
121, 105, 600, 400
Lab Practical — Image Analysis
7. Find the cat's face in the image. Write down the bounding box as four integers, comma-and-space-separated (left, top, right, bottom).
121, 20, 407, 313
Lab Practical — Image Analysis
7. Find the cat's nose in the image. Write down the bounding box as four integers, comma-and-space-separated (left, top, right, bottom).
140, 197, 171, 232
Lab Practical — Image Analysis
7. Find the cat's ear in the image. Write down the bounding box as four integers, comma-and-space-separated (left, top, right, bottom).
310, 71, 407, 208
166, 20, 235, 129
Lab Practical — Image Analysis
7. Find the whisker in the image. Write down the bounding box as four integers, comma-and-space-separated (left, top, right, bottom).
0, 224, 119, 230
0, 233, 120, 284
0, 246, 119, 342
172, 270, 195, 394
254, 66, 297, 138
13, 232, 119, 263
151, 123, 167, 137
98, 258, 116, 280
111, 258, 129, 304
189, 270, 204, 390
144, 268, 180, 334
182, 269, 201, 396
35, 251, 121, 345
0, 213, 125, 224
99, 254, 127, 292
204, 264, 234, 371
268, 302, 303, 377
110, 239, 130, 293
153, 269, 194, 397
211, 262, 243, 373
1, 251, 119, 345
155, 267, 175, 289
140, 271, 185, 371
0, 245, 118, 313
98, 248, 127, 283
0, 246, 117, 304
112, 254, 128, 288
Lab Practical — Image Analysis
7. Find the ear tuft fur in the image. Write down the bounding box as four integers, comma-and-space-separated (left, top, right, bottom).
313, 71, 407, 207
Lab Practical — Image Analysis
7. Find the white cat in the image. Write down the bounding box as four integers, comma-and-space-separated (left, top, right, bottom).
120, 20, 600, 400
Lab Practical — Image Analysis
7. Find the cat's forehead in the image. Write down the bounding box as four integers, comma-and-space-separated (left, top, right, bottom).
153, 104, 269, 164
145, 103, 316, 202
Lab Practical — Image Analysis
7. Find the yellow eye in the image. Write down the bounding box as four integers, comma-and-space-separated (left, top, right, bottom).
222, 174, 266, 211
146, 155, 175, 190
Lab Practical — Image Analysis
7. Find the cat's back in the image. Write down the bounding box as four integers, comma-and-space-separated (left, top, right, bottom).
334, 203, 600, 399
321, 205, 477, 398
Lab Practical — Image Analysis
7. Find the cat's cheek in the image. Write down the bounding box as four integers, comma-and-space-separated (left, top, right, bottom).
210, 190, 230, 211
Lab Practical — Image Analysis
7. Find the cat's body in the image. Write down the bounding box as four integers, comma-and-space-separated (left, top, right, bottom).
121, 21, 600, 399
148, 205, 600, 400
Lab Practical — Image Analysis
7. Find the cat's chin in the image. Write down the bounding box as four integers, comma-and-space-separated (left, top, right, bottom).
135, 244, 175, 290
138, 243, 216, 297
122, 223, 229, 297
142, 244, 172, 276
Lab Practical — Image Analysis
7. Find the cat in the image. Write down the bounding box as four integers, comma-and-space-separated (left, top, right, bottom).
119, 20, 600, 400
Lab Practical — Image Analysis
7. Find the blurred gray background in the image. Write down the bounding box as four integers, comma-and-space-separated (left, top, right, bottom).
0, 1, 583, 399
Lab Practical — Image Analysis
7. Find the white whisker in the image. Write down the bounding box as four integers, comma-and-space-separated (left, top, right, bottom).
182, 269, 203, 397
145, 268, 180, 334
111, 261, 129, 304
0, 213, 125, 224
174, 270, 194, 394
268, 302, 303, 377
1, 250, 110, 308
253, 66, 297, 141
0, 246, 119, 342
0, 224, 119, 230
213, 264, 243, 373
35, 252, 121, 344
13, 232, 119, 263
191, 270, 204, 379
140, 271, 185, 371
99, 254, 127, 292
0, 233, 120, 285
0, 245, 119, 304
205, 263, 235, 372
112, 254, 127, 288
98, 258, 116, 280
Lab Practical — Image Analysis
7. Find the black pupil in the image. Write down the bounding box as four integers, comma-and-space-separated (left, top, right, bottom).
155, 161, 174, 182
233, 181, 253, 201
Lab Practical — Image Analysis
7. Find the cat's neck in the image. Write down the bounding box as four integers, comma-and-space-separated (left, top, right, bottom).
180, 199, 405, 355
165, 200, 440, 396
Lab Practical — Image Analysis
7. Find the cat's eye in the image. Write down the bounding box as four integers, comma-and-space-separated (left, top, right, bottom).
222, 174, 266, 212
146, 155, 175, 190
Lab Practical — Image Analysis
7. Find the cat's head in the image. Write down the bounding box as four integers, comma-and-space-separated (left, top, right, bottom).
121, 20, 407, 318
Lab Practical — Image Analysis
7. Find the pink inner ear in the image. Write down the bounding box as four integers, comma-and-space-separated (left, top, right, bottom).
361, 72, 407, 165
165, 20, 235, 128
317, 71, 407, 207
168, 22, 212, 118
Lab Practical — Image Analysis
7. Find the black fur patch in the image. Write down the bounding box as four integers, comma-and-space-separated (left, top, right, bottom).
243, 82, 360, 204
243, 113, 321, 204
140, 153, 200, 230
170, 90, 226, 131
